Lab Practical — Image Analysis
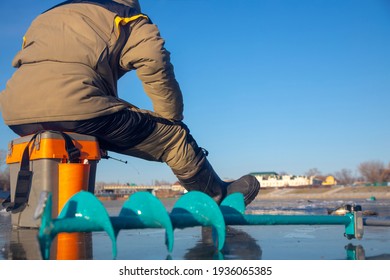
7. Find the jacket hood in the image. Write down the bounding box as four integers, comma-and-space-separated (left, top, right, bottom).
113, 0, 141, 12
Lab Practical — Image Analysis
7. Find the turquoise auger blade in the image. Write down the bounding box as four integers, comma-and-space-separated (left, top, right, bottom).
37, 192, 54, 260
55, 191, 117, 259
170, 191, 226, 251
115, 191, 174, 252
220, 193, 246, 215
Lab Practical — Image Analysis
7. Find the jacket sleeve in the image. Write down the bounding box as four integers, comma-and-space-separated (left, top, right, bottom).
119, 18, 184, 121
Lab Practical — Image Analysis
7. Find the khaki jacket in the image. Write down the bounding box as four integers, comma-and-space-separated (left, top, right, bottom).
0, 0, 184, 125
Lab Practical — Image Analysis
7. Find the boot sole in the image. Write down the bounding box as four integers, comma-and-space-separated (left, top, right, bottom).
242, 178, 260, 206
226, 175, 261, 206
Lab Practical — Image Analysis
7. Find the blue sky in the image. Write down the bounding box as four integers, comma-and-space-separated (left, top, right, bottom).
0, 0, 389, 185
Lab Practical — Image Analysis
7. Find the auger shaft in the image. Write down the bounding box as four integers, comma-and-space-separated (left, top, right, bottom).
223, 213, 352, 226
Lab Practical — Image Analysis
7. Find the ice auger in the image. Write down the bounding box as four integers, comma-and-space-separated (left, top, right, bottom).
35, 190, 364, 260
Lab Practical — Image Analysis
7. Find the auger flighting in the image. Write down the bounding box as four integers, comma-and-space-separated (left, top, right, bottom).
35, 190, 364, 260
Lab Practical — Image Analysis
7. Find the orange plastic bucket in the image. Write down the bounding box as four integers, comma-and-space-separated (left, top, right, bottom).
56, 162, 90, 260
56, 233, 84, 260
57, 163, 90, 212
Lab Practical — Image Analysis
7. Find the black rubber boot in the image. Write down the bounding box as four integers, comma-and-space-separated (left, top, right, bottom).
226, 175, 260, 206
178, 160, 260, 206
178, 159, 228, 204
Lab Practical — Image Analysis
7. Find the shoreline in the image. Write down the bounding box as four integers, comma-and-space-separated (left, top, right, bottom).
257, 185, 390, 200
1, 185, 389, 204
95, 185, 390, 202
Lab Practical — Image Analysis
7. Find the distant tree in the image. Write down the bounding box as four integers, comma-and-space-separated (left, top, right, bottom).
0, 150, 10, 191
383, 162, 390, 182
358, 160, 388, 183
0, 168, 10, 191
305, 168, 321, 177
334, 168, 356, 185
0, 150, 5, 170
153, 180, 171, 186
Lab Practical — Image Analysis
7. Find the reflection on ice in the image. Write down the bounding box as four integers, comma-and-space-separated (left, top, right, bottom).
284, 227, 317, 239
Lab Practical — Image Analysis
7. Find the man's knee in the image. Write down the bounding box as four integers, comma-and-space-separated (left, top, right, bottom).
162, 125, 205, 178
117, 120, 205, 178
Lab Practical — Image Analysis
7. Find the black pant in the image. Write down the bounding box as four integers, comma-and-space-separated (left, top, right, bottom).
10, 108, 206, 179
10, 108, 156, 152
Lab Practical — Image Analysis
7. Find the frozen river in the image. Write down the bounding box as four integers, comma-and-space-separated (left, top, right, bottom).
1, 197, 389, 260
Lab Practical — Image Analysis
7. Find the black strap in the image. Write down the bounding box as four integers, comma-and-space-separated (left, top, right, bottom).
58, 131, 81, 163
2, 133, 39, 213
2, 131, 81, 213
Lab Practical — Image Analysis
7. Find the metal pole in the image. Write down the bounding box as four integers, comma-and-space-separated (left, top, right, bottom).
224, 214, 352, 226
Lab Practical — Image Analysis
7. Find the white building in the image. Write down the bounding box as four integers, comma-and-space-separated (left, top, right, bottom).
250, 172, 311, 188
